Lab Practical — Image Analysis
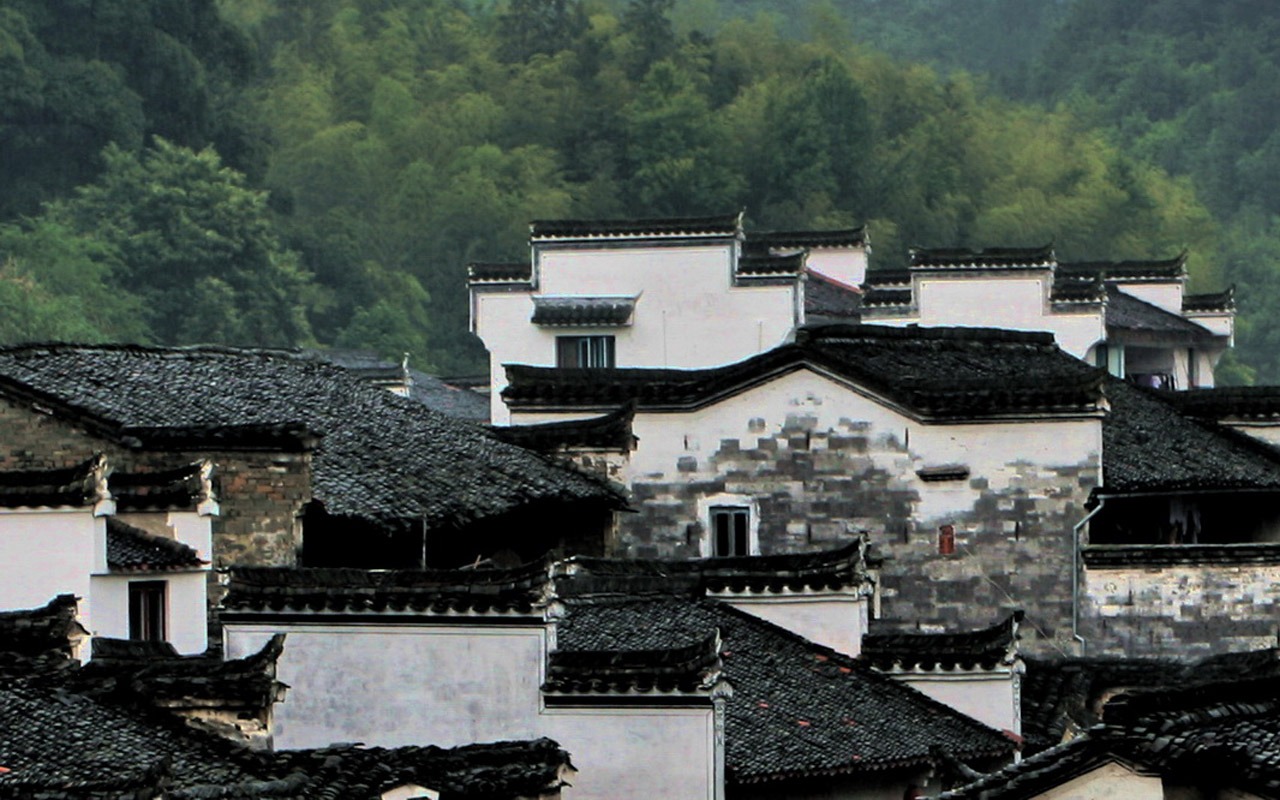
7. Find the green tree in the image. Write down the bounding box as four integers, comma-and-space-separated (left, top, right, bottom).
56, 138, 314, 347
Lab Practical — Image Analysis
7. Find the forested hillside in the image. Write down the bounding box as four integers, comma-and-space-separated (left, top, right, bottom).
0, 0, 1265, 379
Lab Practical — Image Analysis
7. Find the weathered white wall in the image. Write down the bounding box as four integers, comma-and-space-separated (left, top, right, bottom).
1113, 282, 1183, 315
225, 622, 717, 800
475, 243, 798, 423
719, 594, 868, 657
805, 249, 867, 289
911, 277, 1105, 359
890, 672, 1018, 735
91, 571, 208, 654
0, 509, 97, 630
1035, 760, 1163, 800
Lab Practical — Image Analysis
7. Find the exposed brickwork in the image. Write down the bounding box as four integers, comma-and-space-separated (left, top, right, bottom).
0, 397, 311, 568
1082, 563, 1280, 657
614, 405, 1098, 655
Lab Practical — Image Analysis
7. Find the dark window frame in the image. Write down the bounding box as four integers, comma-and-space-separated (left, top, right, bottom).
556, 335, 615, 368
128, 580, 167, 642
710, 506, 751, 557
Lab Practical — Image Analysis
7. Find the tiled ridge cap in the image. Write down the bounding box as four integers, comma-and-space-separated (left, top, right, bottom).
530, 212, 742, 240
861, 611, 1023, 671
748, 227, 867, 249
0, 455, 101, 508
736, 251, 805, 276
467, 260, 533, 283
1102, 674, 1280, 728
488, 402, 637, 453
909, 244, 1055, 269
1183, 285, 1236, 313
1165, 385, 1280, 418
797, 323, 1058, 346
544, 631, 721, 695
530, 296, 636, 327
1058, 251, 1188, 282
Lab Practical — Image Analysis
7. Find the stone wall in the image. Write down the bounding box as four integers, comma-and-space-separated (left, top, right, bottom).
0, 396, 311, 568
1081, 560, 1280, 657
601, 370, 1102, 654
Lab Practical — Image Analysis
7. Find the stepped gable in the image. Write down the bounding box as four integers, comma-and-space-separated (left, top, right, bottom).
1184, 286, 1235, 313
468, 261, 533, 284
221, 561, 552, 617
735, 251, 805, 278
557, 539, 873, 598
804, 270, 864, 321
1099, 378, 1280, 497
544, 631, 722, 696
861, 612, 1022, 672
505, 324, 1105, 420
909, 244, 1055, 270
489, 403, 636, 454
531, 296, 636, 326
1057, 252, 1187, 283
1103, 287, 1216, 340
556, 595, 1013, 785
0, 343, 622, 530
106, 517, 205, 572
0, 595, 86, 678
747, 227, 867, 250
0, 455, 104, 508
529, 212, 742, 240
110, 460, 215, 512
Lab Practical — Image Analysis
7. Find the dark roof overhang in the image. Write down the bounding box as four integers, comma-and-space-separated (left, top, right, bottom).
531, 296, 635, 327
530, 213, 742, 242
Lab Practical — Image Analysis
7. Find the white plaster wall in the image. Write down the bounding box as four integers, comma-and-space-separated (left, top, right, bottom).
476, 243, 798, 423
90, 571, 208, 654
720, 594, 867, 657
891, 673, 1017, 735
612, 369, 1100, 521
542, 708, 715, 800
0, 509, 96, 627
1035, 760, 1163, 800
225, 623, 717, 800
168, 511, 213, 563
911, 277, 1104, 359
1187, 311, 1233, 339
1113, 283, 1183, 314
805, 249, 867, 289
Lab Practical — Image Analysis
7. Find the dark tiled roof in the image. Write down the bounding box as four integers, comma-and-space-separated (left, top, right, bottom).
530, 213, 741, 240
947, 676, 1280, 799
504, 324, 1104, 421
1100, 379, 1280, 496
736, 252, 805, 278
0, 344, 620, 530
557, 539, 873, 598
544, 632, 721, 695
106, 517, 205, 572
468, 261, 533, 284
1048, 275, 1106, 304
1104, 287, 1216, 341
0, 681, 257, 795
1019, 650, 1280, 754
747, 227, 867, 250
804, 270, 863, 321
556, 596, 1013, 783
221, 562, 552, 616
909, 245, 1055, 270
407, 369, 490, 422
0, 595, 85, 678
1057, 252, 1187, 282
489, 404, 636, 453
1184, 286, 1236, 313
111, 461, 212, 512
1163, 385, 1280, 420
860, 286, 913, 308
861, 612, 1022, 672
531, 296, 635, 327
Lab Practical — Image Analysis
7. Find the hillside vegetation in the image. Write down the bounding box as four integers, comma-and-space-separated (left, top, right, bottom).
0, 0, 1262, 379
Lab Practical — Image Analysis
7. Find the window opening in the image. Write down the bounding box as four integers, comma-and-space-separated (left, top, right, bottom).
556, 335, 615, 368
710, 506, 750, 557
129, 580, 167, 642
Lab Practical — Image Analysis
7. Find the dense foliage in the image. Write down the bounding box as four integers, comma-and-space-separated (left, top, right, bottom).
0, 0, 1268, 380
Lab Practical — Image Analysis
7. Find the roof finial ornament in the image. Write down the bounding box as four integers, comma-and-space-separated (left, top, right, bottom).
88, 452, 115, 517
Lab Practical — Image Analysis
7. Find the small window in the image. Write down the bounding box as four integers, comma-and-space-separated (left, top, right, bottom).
129, 581, 167, 642
556, 335, 615, 368
710, 506, 750, 557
